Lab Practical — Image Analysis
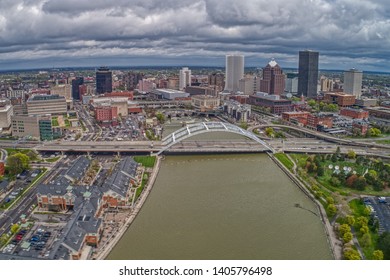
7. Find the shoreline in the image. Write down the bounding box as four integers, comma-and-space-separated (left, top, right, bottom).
268, 152, 342, 260
94, 155, 162, 260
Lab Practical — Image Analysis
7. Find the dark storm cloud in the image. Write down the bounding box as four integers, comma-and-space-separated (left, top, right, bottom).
0, 0, 389, 71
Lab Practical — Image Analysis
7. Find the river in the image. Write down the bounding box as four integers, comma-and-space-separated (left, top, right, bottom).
108, 153, 332, 260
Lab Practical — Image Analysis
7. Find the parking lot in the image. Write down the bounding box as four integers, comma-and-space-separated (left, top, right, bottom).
95, 114, 145, 141
364, 197, 390, 234
4, 223, 63, 259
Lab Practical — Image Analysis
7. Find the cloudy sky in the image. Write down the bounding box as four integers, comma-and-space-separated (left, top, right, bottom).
0, 0, 389, 71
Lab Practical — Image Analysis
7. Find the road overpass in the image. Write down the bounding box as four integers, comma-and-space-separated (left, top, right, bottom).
250, 124, 390, 150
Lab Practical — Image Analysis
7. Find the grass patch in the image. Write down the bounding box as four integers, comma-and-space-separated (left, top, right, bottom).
133, 156, 156, 168
275, 153, 294, 171
349, 199, 369, 217
4, 148, 32, 156
52, 117, 59, 127
45, 156, 61, 163
64, 119, 71, 127
376, 140, 390, 145
134, 176, 148, 201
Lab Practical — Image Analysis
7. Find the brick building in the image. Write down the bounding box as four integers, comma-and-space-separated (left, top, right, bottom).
0, 161, 5, 176
94, 106, 118, 126
352, 120, 369, 136
282, 111, 310, 126
307, 113, 333, 129
248, 92, 292, 114
324, 92, 355, 107
340, 108, 369, 119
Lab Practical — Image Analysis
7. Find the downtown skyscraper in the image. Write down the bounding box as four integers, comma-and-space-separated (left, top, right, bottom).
260, 59, 285, 95
343, 68, 363, 98
96, 66, 112, 94
224, 54, 244, 93
298, 50, 319, 98
179, 67, 192, 90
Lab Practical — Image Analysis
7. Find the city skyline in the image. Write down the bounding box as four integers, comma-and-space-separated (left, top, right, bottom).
0, 0, 390, 72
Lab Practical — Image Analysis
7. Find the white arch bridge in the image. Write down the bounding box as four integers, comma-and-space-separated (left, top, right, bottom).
155, 121, 275, 155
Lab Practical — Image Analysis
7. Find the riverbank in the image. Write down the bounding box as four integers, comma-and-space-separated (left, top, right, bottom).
93, 155, 162, 260
269, 153, 342, 260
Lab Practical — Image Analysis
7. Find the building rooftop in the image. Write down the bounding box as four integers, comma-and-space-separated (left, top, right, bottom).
101, 156, 138, 198
28, 94, 65, 102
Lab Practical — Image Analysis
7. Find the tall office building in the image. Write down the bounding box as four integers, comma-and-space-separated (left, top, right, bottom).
285, 73, 299, 94
179, 67, 192, 90
96, 67, 112, 94
260, 59, 285, 95
71, 77, 84, 100
298, 50, 319, 98
224, 54, 244, 92
343, 68, 363, 98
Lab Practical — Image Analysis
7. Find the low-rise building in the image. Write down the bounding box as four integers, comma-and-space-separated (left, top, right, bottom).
94, 106, 118, 126
11, 114, 41, 139
248, 92, 292, 114
324, 92, 355, 107
152, 89, 190, 100
0, 99, 13, 129
101, 157, 142, 208
282, 111, 310, 126
223, 100, 251, 122
185, 86, 215, 96
355, 98, 377, 108
27, 94, 67, 115
307, 113, 333, 130
191, 95, 220, 111
352, 120, 369, 136
0, 161, 5, 176
340, 108, 369, 119
365, 107, 390, 120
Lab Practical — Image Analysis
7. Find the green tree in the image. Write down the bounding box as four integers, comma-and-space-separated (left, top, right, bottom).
343, 232, 353, 243
356, 216, 369, 229
329, 177, 341, 187
308, 99, 316, 107
0, 235, 9, 246
326, 196, 334, 205
344, 249, 361, 260
26, 150, 38, 161
327, 204, 337, 216
155, 112, 165, 124
361, 233, 372, 247
6, 153, 30, 176
11, 224, 20, 234
347, 150, 356, 159
265, 127, 275, 137
377, 232, 390, 259
339, 224, 351, 237
372, 250, 384, 260
239, 122, 249, 130
368, 127, 381, 137
360, 225, 370, 235
353, 176, 367, 191
317, 165, 325, 177
345, 215, 355, 227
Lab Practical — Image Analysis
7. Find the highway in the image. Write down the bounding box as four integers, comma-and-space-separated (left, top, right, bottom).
250, 123, 390, 150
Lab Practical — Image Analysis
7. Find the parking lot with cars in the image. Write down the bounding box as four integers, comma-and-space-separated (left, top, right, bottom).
6, 224, 62, 259
363, 196, 390, 234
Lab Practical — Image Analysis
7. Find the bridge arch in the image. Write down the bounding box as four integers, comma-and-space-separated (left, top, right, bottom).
155, 122, 275, 155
